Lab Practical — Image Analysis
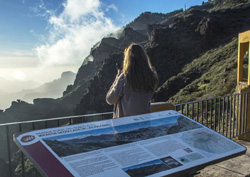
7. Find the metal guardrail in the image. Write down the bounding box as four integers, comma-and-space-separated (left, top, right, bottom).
175, 93, 248, 139
0, 93, 248, 177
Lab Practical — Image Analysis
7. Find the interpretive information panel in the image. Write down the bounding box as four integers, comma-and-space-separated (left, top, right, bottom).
14, 110, 246, 177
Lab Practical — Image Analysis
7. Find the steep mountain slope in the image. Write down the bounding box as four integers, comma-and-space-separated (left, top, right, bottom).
74, 1, 250, 115
74, 53, 123, 115
162, 37, 238, 104
152, 2, 250, 103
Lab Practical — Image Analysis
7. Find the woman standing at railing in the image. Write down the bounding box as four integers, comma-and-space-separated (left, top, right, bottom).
106, 43, 158, 118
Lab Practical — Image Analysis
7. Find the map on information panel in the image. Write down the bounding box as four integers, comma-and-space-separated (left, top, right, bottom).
14, 110, 246, 177
180, 129, 240, 157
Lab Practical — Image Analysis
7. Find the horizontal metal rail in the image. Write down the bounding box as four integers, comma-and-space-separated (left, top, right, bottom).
0, 112, 113, 127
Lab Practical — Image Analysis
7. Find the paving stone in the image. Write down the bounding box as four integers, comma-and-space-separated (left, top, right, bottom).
195, 140, 250, 177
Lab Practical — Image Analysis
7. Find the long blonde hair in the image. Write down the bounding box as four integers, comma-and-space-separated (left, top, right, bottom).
122, 43, 158, 92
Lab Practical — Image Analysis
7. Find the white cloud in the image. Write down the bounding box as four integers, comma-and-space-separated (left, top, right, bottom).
106, 4, 118, 12
35, 0, 119, 67
63, 0, 101, 22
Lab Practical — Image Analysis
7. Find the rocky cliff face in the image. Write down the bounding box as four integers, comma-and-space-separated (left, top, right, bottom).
152, 2, 250, 103
1, 1, 250, 123
74, 1, 250, 115
61, 27, 148, 114
126, 10, 183, 33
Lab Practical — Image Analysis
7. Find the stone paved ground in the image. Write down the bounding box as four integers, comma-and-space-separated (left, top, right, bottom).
194, 140, 250, 177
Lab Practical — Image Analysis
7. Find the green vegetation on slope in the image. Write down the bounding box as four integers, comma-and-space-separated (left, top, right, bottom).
168, 37, 238, 104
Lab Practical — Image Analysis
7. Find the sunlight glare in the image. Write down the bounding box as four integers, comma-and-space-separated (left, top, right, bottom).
12, 70, 26, 81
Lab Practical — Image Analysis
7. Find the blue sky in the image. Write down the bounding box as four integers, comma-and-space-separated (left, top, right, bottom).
0, 0, 205, 83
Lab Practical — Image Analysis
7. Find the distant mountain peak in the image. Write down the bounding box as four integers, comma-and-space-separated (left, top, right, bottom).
61, 71, 76, 78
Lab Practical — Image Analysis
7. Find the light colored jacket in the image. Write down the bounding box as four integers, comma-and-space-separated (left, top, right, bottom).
106, 73, 154, 118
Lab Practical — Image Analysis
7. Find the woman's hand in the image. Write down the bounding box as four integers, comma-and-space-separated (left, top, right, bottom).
116, 63, 123, 76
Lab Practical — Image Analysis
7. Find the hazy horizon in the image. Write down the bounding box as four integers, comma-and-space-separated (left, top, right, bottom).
0, 69, 76, 110
0, 66, 78, 85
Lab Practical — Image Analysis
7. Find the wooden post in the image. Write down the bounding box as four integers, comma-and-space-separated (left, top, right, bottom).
238, 43, 248, 82
237, 30, 250, 140
238, 30, 250, 84
249, 43, 250, 85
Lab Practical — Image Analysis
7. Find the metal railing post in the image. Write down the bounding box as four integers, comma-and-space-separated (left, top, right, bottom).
19, 124, 25, 177
6, 125, 12, 177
